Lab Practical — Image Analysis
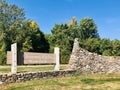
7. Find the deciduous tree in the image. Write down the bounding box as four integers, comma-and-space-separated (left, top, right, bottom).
79, 17, 99, 40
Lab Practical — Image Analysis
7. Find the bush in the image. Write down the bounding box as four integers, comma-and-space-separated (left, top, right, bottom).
0, 51, 6, 65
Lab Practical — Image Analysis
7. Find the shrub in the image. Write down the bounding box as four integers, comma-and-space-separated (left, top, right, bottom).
0, 51, 6, 65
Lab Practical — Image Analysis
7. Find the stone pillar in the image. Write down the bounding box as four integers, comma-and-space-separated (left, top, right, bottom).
11, 43, 17, 73
67, 38, 80, 69
54, 47, 60, 71
72, 38, 80, 53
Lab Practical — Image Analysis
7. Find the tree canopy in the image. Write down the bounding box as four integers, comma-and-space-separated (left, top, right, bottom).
79, 17, 99, 40
46, 17, 100, 63
46, 17, 120, 64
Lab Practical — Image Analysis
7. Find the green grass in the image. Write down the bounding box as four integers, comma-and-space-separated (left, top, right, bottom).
81, 77, 120, 85
0, 74, 120, 90
0, 65, 67, 73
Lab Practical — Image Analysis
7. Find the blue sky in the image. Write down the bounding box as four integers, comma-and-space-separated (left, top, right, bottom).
7, 0, 120, 40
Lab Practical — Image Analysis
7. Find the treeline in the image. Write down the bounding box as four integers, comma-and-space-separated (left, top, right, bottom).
46, 17, 120, 64
0, 0, 120, 64
45, 17, 99, 63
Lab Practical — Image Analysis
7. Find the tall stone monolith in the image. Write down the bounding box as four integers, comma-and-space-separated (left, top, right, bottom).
67, 38, 80, 69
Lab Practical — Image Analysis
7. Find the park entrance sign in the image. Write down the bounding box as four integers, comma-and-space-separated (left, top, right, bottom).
7, 43, 60, 73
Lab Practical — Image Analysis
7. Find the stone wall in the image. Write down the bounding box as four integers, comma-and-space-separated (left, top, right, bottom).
68, 38, 120, 74
0, 70, 76, 84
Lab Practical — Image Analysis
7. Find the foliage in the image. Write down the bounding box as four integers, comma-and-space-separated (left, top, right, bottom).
47, 16, 120, 64
0, 51, 6, 65
100, 38, 112, 56
68, 16, 77, 27
0, 0, 49, 64
79, 17, 99, 40
81, 38, 101, 54
111, 39, 120, 56
48, 17, 100, 64
18, 20, 49, 52
0, 0, 25, 64
50, 24, 74, 63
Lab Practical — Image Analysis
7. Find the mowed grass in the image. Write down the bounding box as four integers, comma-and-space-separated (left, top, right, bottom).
0, 74, 120, 90
0, 65, 67, 73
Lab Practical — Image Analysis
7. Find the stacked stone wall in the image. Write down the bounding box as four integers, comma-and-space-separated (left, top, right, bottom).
0, 70, 76, 84
68, 38, 120, 74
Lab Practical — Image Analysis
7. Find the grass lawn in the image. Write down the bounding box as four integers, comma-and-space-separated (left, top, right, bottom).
0, 65, 67, 73
0, 74, 120, 90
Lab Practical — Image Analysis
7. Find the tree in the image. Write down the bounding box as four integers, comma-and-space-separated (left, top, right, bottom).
50, 23, 74, 63
45, 34, 54, 53
82, 38, 101, 54
47, 16, 120, 64
68, 16, 77, 27
100, 38, 112, 56
0, 0, 49, 64
0, 0, 25, 64
49, 17, 100, 63
16, 20, 49, 53
111, 39, 120, 56
0, 0, 25, 51
79, 17, 99, 40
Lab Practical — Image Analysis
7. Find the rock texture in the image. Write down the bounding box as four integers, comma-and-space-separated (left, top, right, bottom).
68, 38, 120, 74
0, 70, 76, 84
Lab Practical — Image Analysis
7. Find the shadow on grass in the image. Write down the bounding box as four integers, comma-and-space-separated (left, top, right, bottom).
81, 78, 120, 85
